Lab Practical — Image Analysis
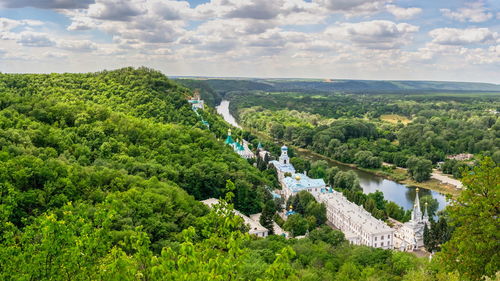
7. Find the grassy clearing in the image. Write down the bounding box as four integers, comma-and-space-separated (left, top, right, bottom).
401, 178, 461, 197
380, 114, 411, 125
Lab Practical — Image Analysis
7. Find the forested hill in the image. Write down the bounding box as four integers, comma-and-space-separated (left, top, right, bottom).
175, 77, 500, 95
0, 67, 276, 273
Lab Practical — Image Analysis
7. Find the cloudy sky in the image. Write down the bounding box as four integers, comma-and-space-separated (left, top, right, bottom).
0, 0, 499, 83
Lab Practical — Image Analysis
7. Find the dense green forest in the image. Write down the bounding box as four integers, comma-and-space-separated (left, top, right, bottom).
228, 91, 500, 182
0, 68, 498, 280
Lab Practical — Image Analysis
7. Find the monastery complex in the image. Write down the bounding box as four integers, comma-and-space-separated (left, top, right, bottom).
220, 128, 429, 252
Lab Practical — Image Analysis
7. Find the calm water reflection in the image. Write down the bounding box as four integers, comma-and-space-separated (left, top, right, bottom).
299, 150, 448, 212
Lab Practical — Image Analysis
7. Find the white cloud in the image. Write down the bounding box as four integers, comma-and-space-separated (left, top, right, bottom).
225, 0, 282, 20
87, 0, 145, 21
326, 20, 419, 49
151, 0, 194, 21
16, 32, 55, 47
314, 0, 391, 16
61, 0, 190, 45
429, 27, 498, 45
0, 17, 20, 32
386, 4, 421, 19
0, 17, 44, 32
43, 51, 69, 59
441, 2, 493, 23
0, 0, 499, 83
57, 39, 97, 52
0, 0, 94, 9
66, 15, 97, 31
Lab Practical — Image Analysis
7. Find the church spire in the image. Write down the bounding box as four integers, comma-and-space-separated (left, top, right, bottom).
224, 128, 235, 145
412, 187, 423, 223
423, 202, 429, 224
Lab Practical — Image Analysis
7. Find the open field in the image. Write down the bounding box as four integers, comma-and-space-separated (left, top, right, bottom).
380, 114, 412, 125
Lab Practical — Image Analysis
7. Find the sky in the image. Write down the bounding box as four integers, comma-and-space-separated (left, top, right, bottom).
0, 0, 499, 83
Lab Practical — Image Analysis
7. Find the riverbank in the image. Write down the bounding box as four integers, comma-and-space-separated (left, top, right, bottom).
295, 148, 460, 197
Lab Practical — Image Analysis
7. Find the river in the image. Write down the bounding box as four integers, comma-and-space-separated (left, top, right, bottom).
216, 100, 241, 128
216, 100, 448, 212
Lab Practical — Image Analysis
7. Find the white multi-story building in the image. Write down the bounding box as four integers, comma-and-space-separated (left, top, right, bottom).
315, 190, 395, 249
201, 198, 269, 237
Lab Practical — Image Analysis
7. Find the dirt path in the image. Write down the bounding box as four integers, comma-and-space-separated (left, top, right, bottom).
431, 170, 463, 189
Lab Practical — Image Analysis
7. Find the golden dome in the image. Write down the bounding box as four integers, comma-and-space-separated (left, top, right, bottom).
295, 175, 301, 181
415, 187, 419, 193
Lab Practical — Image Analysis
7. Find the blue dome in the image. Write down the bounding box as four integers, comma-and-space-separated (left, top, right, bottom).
281, 145, 288, 150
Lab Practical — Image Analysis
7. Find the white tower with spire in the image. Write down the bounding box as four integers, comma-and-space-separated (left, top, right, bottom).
393, 187, 428, 251
411, 187, 423, 223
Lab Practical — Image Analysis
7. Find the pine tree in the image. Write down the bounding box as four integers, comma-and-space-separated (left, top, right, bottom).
260, 200, 275, 235
423, 224, 432, 252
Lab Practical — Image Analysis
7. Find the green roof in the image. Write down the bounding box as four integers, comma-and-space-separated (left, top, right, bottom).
225, 135, 235, 145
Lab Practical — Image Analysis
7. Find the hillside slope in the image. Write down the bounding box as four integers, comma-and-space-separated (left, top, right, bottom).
0, 67, 271, 248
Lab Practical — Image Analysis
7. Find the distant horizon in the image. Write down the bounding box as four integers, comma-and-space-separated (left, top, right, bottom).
2, 68, 500, 86
171, 75, 500, 85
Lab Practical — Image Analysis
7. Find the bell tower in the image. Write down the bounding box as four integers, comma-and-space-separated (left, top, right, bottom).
279, 145, 289, 165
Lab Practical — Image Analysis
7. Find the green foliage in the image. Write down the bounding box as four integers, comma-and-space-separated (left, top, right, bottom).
355, 150, 382, 168
290, 157, 311, 173
441, 159, 470, 178
230, 91, 499, 179
260, 199, 276, 235
436, 158, 500, 280
284, 191, 327, 235
332, 170, 361, 190
406, 157, 433, 182
308, 226, 345, 247
283, 214, 309, 237
342, 189, 410, 222
174, 79, 222, 107
308, 160, 328, 179
0, 68, 288, 279
2, 69, 490, 280
424, 217, 452, 253
420, 195, 439, 217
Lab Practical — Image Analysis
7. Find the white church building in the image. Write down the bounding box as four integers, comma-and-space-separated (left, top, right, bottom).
224, 129, 255, 159
269, 145, 296, 181
270, 145, 326, 200
393, 188, 430, 251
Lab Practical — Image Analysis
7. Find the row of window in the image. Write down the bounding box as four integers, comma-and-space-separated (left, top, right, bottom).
374, 234, 392, 241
